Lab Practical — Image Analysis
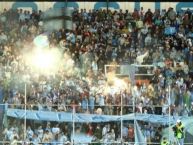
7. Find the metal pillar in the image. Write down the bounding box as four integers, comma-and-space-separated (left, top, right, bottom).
24, 83, 27, 140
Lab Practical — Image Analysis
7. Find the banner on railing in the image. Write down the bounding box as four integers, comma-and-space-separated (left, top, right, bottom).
7, 109, 121, 122
7, 109, 183, 124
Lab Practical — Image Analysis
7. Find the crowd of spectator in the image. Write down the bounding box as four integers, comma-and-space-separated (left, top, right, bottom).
0, 5, 193, 144
2, 118, 136, 145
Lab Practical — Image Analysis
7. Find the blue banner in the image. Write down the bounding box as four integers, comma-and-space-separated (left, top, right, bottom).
7, 109, 121, 122
7, 109, 183, 125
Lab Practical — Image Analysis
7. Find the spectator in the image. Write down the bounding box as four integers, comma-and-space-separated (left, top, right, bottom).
0, 5, 193, 144
128, 124, 134, 142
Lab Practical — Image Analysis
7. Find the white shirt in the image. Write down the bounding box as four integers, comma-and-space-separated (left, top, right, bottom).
19, 13, 25, 20
102, 126, 108, 136
58, 134, 68, 145
52, 127, 60, 134
27, 129, 34, 139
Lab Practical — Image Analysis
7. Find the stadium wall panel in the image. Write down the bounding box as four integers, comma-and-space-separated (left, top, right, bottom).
0, 2, 193, 12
